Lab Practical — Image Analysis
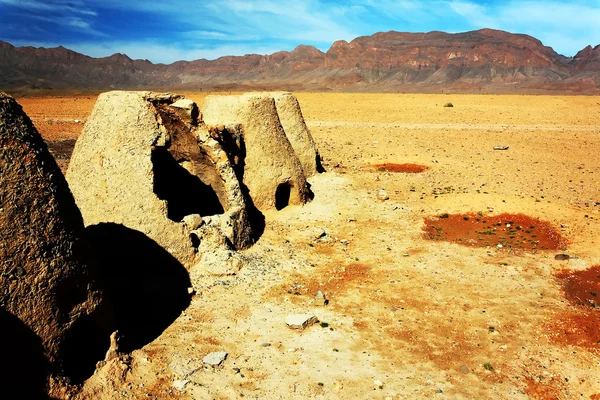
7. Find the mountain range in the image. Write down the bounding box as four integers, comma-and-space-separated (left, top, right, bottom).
1, 29, 599, 93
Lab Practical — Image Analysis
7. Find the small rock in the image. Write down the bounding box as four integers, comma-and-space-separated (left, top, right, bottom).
493, 146, 509, 150
340, 239, 349, 245
182, 214, 203, 230
203, 351, 227, 366
200, 250, 243, 276
169, 357, 202, 378
285, 314, 318, 330
173, 379, 189, 391
554, 254, 570, 261
374, 379, 384, 389
187, 287, 196, 296
170, 99, 200, 123
261, 342, 271, 347
377, 189, 389, 201
74, 119, 80, 124
311, 291, 329, 306
171, 98, 196, 109
459, 364, 470, 374
313, 227, 327, 240
497, 244, 503, 249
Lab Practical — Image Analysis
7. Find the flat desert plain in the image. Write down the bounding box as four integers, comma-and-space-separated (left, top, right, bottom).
16, 93, 600, 399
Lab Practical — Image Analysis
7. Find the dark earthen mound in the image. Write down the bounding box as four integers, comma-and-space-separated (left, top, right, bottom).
0, 92, 113, 381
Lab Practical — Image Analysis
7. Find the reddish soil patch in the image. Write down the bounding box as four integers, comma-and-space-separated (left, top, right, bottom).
266, 263, 373, 305
423, 213, 567, 251
523, 376, 562, 400
554, 265, 600, 309
547, 265, 600, 354
371, 163, 429, 173
547, 311, 600, 354
295, 263, 372, 296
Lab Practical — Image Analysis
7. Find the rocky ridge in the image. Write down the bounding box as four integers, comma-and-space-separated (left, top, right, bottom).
0, 29, 599, 92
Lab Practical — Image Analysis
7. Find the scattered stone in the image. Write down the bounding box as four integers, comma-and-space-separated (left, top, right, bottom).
203, 351, 228, 367
198, 249, 243, 276
182, 214, 203, 230
493, 146, 509, 150
311, 291, 329, 306
169, 357, 202, 378
261, 343, 271, 347
377, 189, 389, 201
313, 227, 327, 240
460, 364, 470, 374
374, 379, 384, 389
169, 98, 199, 124
554, 254, 570, 261
285, 314, 319, 330
173, 379, 189, 391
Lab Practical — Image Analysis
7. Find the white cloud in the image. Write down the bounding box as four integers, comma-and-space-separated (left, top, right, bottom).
446, 0, 600, 54
448, 1, 498, 29
4, 0, 600, 61
0, 0, 97, 15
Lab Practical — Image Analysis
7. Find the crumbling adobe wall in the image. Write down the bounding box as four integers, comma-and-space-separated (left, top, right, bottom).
0, 92, 112, 377
66, 91, 253, 269
271, 92, 322, 177
202, 93, 312, 211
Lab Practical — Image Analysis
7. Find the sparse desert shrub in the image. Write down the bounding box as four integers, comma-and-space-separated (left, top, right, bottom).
443, 102, 454, 107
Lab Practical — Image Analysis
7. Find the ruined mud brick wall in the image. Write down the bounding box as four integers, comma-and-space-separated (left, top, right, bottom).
202, 93, 312, 211
271, 92, 322, 177
0, 92, 112, 376
66, 91, 254, 269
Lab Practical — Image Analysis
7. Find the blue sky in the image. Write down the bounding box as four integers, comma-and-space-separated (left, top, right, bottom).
0, 0, 599, 64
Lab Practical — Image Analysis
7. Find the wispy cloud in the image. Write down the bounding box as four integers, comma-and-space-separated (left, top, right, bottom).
1, 0, 600, 62
0, 0, 97, 15
446, 0, 600, 55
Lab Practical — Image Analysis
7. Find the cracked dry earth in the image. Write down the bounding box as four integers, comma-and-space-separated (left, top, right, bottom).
17, 93, 600, 399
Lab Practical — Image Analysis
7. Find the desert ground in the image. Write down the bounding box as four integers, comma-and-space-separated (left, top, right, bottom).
16, 92, 600, 399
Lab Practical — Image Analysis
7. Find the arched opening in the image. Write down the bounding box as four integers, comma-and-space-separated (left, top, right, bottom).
189, 232, 201, 250
152, 148, 225, 221
275, 182, 293, 210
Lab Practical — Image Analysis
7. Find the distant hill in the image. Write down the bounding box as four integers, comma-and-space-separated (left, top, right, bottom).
1, 29, 599, 93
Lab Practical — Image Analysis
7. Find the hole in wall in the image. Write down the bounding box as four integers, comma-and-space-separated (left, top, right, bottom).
152, 148, 225, 222
275, 182, 293, 210
190, 233, 200, 250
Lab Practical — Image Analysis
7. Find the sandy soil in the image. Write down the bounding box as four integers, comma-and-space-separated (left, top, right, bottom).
14, 92, 600, 399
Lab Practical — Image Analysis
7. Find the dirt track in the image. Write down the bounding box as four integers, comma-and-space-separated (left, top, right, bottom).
16, 92, 600, 399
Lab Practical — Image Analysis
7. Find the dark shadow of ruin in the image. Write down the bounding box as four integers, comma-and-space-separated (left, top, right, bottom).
0, 307, 50, 399
84, 223, 192, 353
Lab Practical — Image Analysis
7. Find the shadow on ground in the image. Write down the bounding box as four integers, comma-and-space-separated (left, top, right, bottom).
84, 223, 192, 353
0, 307, 50, 399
